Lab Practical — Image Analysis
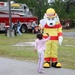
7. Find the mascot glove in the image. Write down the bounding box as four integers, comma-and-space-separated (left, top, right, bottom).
40, 19, 46, 28
58, 36, 63, 46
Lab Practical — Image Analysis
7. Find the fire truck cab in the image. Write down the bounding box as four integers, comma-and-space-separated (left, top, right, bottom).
0, 1, 38, 33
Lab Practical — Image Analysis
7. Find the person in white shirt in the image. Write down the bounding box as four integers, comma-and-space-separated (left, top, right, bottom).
32, 21, 37, 33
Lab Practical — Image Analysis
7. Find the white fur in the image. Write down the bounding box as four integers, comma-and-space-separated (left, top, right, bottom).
40, 13, 60, 28
40, 19, 46, 28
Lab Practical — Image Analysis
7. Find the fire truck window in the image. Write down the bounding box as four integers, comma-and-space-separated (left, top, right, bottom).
24, 6, 26, 10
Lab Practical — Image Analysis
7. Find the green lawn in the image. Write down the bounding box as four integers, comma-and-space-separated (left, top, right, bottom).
58, 37, 75, 70
0, 33, 75, 70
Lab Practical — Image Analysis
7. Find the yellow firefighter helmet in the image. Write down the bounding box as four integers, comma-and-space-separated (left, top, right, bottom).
46, 8, 57, 18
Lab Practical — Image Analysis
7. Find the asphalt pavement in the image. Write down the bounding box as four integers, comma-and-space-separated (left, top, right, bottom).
63, 32, 75, 37
0, 57, 75, 75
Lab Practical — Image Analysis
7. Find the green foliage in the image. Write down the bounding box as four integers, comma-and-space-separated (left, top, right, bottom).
50, 0, 66, 18
0, 0, 6, 1
70, 19, 75, 28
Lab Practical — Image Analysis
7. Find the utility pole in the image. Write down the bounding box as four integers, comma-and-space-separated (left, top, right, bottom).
8, 0, 14, 37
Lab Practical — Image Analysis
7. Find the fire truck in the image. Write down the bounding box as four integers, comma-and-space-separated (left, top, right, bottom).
0, 1, 38, 33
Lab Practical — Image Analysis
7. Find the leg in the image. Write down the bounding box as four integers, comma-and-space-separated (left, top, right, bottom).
32, 30, 34, 33
43, 41, 51, 68
38, 51, 44, 73
17, 27, 22, 35
32, 27, 35, 33
51, 41, 61, 68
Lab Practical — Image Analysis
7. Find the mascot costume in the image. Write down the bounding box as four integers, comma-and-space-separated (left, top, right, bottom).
39, 8, 63, 68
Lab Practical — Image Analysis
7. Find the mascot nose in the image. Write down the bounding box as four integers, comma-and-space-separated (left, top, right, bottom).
50, 23, 53, 25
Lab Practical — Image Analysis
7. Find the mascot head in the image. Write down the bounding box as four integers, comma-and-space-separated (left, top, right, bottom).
44, 8, 60, 27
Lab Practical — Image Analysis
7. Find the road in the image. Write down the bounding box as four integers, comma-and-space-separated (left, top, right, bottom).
0, 57, 75, 75
63, 32, 75, 37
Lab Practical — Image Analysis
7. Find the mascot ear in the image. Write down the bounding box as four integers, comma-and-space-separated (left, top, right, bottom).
43, 13, 47, 19
40, 19, 46, 28
56, 14, 60, 23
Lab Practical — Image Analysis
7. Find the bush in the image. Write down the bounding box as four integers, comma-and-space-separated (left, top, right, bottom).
70, 19, 75, 28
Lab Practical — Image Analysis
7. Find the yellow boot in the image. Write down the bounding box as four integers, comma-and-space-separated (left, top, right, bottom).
52, 62, 61, 68
43, 62, 50, 68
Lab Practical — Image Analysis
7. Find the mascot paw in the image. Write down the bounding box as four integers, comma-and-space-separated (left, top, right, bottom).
43, 62, 50, 68
52, 62, 61, 68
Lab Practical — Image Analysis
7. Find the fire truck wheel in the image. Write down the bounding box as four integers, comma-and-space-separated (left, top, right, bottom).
20, 25, 27, 33
13, 24, 17, 31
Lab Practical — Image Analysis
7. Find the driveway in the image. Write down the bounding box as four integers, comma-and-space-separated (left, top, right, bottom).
0, 57, 75, 75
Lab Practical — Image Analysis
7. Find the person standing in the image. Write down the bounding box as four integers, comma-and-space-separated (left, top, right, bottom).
32, 21, 37, 33
34, 33, 50, 74
17, 20, 22, 35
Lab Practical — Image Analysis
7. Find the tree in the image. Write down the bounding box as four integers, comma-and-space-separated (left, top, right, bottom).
65, 0, 71, 13
0, 0, 7, 1
50, 0, 66, 18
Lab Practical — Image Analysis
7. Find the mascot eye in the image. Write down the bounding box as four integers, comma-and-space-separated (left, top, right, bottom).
47, 18, 50, 20
52, 18, 54, 20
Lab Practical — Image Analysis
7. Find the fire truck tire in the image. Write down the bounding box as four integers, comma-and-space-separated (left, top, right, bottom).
20, 25, 27, 33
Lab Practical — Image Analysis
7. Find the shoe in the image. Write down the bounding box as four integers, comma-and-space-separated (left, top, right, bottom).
38, 70, 45, 74
52, 62, 61, 68
43, 62, 50, 68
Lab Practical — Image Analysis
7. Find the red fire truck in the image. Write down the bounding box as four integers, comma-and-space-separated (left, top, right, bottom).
0, 1, 38, 33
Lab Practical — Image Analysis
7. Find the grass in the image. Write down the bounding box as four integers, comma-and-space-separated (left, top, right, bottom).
0, 32, 75, 70
58, 37, 75, 70
0, 33, 38, 61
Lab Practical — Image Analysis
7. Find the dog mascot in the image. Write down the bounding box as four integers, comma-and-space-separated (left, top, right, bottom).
39, 8, 63, 68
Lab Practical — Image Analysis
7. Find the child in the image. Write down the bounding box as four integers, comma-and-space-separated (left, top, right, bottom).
35, 26, 40, 34
34, 33, 50, 74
